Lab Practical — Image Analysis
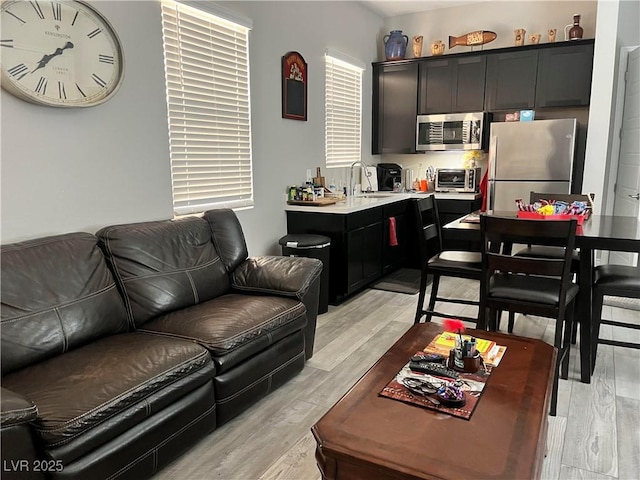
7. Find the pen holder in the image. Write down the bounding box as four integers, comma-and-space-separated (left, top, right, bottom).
449, 349, 481, 373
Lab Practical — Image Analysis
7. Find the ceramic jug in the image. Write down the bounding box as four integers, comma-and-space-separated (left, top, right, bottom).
384, 30, 409, 60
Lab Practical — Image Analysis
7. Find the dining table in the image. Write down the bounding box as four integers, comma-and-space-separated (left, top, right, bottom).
443, 211, 640, 383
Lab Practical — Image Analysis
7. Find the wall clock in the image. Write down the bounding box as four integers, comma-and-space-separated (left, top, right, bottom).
1, 0, 124, 107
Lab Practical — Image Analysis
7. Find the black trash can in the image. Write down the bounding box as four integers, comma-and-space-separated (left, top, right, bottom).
279, 234, 331, 314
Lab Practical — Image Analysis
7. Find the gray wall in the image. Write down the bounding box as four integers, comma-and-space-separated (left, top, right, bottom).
2, 0, 635, 250
0, 1, 383, 255
1, 1, 173, 240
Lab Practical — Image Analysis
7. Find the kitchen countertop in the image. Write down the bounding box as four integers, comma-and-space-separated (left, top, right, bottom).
284, 191, 482, 214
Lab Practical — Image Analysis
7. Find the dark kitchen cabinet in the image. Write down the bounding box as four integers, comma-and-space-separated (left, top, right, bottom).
286, 207, 383, 304
372, 63, 418, 154
485, 50, 538, 111
382, 200, 409, 274
436, 197, 482, 251
535, 43, 594, 108
418, 55, 486, 114
346, 209, 383, 295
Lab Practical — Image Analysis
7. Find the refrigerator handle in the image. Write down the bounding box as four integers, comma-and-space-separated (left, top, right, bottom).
488, 181, 495, 212
488, 136, 497, 181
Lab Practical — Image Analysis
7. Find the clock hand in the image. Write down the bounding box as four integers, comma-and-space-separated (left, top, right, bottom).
31, 41, 74, 73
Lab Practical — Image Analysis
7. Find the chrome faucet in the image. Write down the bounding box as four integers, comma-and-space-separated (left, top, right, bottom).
349, 160, 374, 196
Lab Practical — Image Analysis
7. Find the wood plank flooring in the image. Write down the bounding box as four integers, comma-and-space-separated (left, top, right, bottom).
154, 276, 640, 480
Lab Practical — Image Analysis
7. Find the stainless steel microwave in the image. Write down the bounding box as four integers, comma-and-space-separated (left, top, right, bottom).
435, 167, 482, 193
416, 112, 486, 151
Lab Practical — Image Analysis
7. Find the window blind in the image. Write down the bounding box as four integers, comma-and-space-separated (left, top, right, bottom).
161, 0, 253, 215
325, 54, 363, 169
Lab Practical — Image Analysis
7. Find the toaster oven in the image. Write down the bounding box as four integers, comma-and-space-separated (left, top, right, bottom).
435, 168, 482, 193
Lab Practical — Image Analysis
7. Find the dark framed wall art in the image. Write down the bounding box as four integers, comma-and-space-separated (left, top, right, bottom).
282, 51, 307, 121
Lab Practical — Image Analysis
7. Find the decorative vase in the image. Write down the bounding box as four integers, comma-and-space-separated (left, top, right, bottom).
514, 28, 526, 46
412, 35, 424, 57
529, 33, 541, 44
430, 40, 445, 56
383, 30, 409, 60
564, 14, 584, 40
548, 29, 557, 42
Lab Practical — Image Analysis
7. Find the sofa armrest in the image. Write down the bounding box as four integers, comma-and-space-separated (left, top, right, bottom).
1, 388, 43, 480
1, 387, 37, 428
232, 256, 322, 360
231, 256, 322, 300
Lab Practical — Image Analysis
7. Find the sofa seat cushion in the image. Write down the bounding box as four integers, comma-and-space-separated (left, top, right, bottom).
140, 293, 307, 373
1, 332, 214, 461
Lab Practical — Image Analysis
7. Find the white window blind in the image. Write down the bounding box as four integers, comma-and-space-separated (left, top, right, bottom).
325, 54, 363, 169
161, 0, 253, 215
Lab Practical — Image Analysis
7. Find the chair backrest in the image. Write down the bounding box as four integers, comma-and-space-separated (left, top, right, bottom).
480, 215, 577, 286
413, 196, 443, 264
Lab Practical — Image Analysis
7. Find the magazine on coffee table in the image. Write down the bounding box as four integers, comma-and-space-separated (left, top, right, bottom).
379, 335, 506, 420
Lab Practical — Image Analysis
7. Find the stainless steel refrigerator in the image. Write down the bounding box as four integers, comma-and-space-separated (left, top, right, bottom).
488, 118, 577, 211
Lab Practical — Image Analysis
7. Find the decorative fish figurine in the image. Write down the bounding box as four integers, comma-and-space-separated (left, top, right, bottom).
448, 30, 497, 49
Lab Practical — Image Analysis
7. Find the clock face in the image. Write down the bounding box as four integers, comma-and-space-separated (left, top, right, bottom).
1, 0, 124, 107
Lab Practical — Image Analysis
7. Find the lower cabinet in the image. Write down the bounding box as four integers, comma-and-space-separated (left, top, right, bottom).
286, 201, 410, 304
437, 197, 482, 251
382, 201, 410, 275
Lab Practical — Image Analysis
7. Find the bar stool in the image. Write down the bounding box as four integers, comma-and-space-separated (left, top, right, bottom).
591, 264, 640, 373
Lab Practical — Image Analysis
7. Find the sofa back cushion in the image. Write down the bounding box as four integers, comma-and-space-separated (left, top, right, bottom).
96, 217, 229, 328
203, 209, 248, 272
1, 233, 128, 375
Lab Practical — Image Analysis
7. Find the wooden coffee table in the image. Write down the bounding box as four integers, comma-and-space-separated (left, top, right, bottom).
311, 323, 556, 480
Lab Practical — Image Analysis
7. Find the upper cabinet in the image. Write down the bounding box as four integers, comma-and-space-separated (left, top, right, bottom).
372, 40, 594, 154
535, 43, 594, 108
485, 50, 538, 111
418, 55, 486, 114
372, 63, 418, 154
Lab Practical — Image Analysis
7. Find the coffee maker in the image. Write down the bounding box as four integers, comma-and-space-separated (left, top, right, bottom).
376, 163, 403, 191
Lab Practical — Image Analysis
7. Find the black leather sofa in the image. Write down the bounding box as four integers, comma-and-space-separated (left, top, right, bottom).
0, 209, 322, 480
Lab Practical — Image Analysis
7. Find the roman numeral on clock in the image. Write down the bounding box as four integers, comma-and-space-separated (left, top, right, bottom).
58, 81, 66, 99
71, 10, 78, 26
8, 63, 28, 80
99, 54, 114, 64
52, 2, 62, 21
1, 39, 14, 48
31, 1, 45, 20
91, 73, 106, 88
87, 28, 102, 39
76, 83, 86, 97
35, 76, 47, 94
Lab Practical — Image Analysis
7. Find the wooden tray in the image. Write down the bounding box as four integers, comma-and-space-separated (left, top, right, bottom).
287, 198, 338, 206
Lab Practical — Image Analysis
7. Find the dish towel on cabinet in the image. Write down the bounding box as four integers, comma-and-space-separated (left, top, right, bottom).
389, 217, 398, 246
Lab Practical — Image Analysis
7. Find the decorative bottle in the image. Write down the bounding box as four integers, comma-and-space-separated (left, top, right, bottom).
567, 14, 583, 40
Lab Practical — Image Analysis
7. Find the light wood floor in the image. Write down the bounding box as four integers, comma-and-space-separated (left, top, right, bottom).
155, 276, 640, 480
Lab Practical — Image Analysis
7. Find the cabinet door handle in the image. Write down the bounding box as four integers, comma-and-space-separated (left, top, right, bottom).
629, 193, 640, 200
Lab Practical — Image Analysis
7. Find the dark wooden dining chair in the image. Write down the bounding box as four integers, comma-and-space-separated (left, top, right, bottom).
591, 264, 640, 372
480, 215, 579, 416
413, 196, 483, 326
508, 191, 593, 336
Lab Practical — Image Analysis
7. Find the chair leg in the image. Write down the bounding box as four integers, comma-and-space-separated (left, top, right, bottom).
560, 303, 574, 380
549, 367, 559, 416
414, 269, 429, 324
424, 275, 440, 323
488, 308, 498, 332
571, 320, 578, 345
508, 312, 515, 333
591, 288, 605, 373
